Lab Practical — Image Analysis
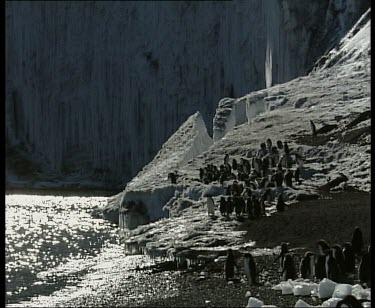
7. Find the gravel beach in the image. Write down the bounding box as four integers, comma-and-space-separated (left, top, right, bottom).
57, 191, 370, 307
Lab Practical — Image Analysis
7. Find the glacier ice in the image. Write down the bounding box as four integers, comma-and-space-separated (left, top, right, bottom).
294, 299, 313, 308
332, 284, 353, 299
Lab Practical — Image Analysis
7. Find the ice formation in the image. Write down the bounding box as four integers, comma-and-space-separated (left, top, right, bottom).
318, 278, 338, 299
6, 0, 369, 188
246, 297, 264, 308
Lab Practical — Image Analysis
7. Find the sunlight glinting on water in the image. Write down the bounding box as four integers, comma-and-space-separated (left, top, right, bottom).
6, 194, 119, 305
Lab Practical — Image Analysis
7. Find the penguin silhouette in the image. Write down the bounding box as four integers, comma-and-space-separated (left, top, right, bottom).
243, 253, 257, 285
332, 244, 345, 276
294, 168, 301, 184
310, 120, 317, 137
351, 227, 364, 256
325, 249, 339, 282
282, 254, 296, 281
342, 242, 356, 273
219, 197, 227, 216
358, 244, 371, 286
276, 194, 286, 212
276, 242, 289, 270
300, 251, 315, 280
225, 249, 238, 280
316, 240, 330, 279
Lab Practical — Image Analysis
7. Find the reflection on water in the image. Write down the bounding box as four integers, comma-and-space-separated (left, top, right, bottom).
6, 194, 118, 305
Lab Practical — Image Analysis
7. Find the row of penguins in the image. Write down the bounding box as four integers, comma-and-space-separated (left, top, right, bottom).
224, 227, 370, 287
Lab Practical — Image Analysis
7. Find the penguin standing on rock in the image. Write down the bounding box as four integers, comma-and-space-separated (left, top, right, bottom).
294, 168, 301, 185
315, 240, 330, 279
224, 249, 238, 281
276, 242, 289, 270
358, 245, 371, 287
342, 242, 356, 273
299, 251, 315, 280
276, 194, 286, 212
282, 254, 296, 281
206, 196, 215, 216
325, 249, 339, 282
219, 197, 227, 216
243, 253, 258, 285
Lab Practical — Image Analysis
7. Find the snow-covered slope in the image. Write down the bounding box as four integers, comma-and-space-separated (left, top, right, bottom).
110, 9, 370, 261
5, 0, 369, 188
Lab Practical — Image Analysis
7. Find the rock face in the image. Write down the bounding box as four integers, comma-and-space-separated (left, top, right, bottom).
5, 0, 369, 188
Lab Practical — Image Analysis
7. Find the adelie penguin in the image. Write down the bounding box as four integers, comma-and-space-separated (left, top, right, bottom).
325, 249, 339, 282
276, 242, 289, 270
276, 194, 286, 212
206, 196, 215, 216
332, 244, 345, 276
224, 249, 238, 281
351, 226, 364, 256
315, 239, 330, 279
294, 167, 301, 185
243, 253, 258, 285
358, 244, 371, 287
282, 254, 296, 281
310, 120, 317, 137
252, 195, 261, 218
219, 197, 227, 216
299, 251, 315, 280
284, 169, 293, 187
342, 242, 356, 273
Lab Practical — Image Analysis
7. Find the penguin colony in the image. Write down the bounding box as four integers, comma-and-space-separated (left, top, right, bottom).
224, 227, 370, 290
169, 139, 304, 219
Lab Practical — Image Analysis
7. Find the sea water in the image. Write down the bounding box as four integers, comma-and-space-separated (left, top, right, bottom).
5, 193, 120, 306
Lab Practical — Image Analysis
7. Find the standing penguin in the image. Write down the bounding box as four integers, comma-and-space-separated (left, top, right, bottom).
299, 251, 315, 280
276, 194, 286, 212
232, 158, 238, 171
219, 197, 227, 216
315, 240, 330, 280
325, 249, 339, 282
226, 197, 234, 216
294, 167, 301, 185
332, 244, 345, 276
358, 245, 371, 286
342, 242, 356, 273
252, 195, 261, 218
206, 196, 215, 216
310, 120, 317, 137
282, 254, 296, 281
246, 198, 254, 219
224, 154, 229, 166
284, 169, 293, 187
351, 227, 364, 256
243, 253, 258, 285
224, 249, 238, 281
276, 242, 289, 270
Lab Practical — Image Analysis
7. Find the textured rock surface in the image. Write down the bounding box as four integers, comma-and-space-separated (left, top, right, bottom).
5, 0, 369, 188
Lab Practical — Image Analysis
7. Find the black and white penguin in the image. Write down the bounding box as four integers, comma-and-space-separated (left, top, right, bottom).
276, 140, 283, 151
246, 198, 254, 219
219, 197, 227, 216
224, 154, 230, 166
252, 195, 261, 218
243, 253, 257, 285
232, 158, 238, 171
283, 141, 290, 156
226, 197, 234, 216
276, 194, 286, 212
342, 242, 356, 273
351, 227, 364, 256
325, 249, 339, 282
358, 244, 371, 286
294, 167, 301, 185
224, 249, 238, 281
299, 251, 315, 280
199, 168, 205, 182
275, 170, 284, 187
282, 254, 296, 281
315, 240, 330, 280
310, 120, 317, 137
238, 197, 246, 217
206, 196, 215, 216
332, 244, 345, 275
276, 242, 289, 270
284, 169, 293, 187
168, 172, 177, 184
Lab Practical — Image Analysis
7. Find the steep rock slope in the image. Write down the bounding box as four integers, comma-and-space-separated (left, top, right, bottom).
5, 0, 369, 188
115, 9, 371, 260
